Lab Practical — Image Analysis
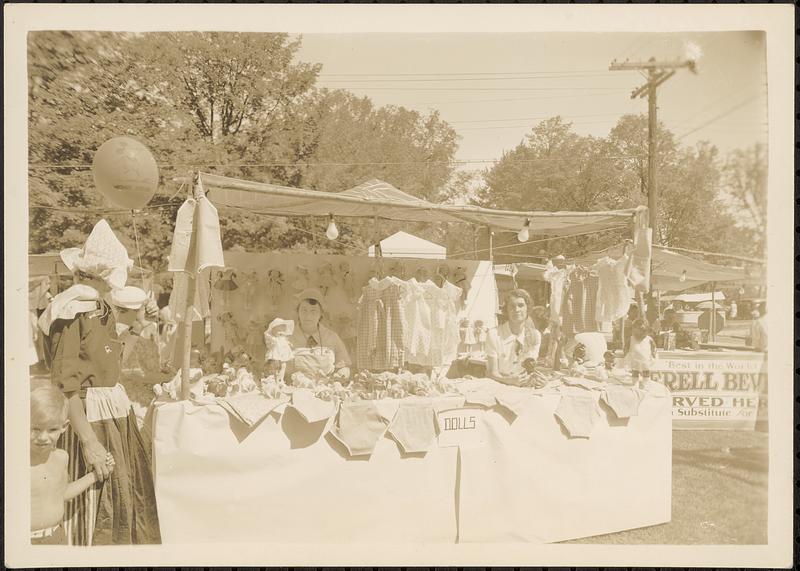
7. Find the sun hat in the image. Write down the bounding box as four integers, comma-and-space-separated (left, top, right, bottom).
266, 318, 295, 337
110, 286, 148, 310
295, 288, 325, 305
60, 219, 133, 290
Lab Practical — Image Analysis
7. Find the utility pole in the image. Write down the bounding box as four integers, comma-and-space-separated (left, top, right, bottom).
609, 57, 697, 241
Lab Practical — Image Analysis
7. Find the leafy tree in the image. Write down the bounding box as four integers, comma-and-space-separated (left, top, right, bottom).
719, 143, 767, 256
28, 32, 461, 268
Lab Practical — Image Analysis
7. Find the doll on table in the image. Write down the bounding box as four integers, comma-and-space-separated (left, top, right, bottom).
264, 318, 294, 383
624, 318, 657, 387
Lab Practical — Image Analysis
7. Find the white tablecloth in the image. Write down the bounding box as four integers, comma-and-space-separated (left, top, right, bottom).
152, 380, 671, 544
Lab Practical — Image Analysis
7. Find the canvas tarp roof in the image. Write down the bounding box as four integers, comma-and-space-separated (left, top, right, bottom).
199, 173, 640, 237
494, 245, 760, 293
574, 244, 758, 293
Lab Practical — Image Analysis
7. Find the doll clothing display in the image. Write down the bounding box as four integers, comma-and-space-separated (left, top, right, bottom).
592, 255, 631, 324
601, 386, 646, 419
554, 393, 600, 438
387, 403, 437, 454
214, 268, 239, 291
543, 261, 571, 325
561, 270, 600, 336
356, 277, 408, 371
333, 401, 389, 457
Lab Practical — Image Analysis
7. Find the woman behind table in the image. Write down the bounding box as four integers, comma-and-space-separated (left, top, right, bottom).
486, 289, 544, 387
288, 288, 352, 380
39, 220, 160, 545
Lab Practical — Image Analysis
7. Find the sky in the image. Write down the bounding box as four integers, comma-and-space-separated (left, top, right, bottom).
296, 31, 767, 171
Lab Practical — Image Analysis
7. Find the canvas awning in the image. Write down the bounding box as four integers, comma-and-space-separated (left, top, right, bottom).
574, 244, 759, 293
199, 173, 641, 237
495, 244, 761, 293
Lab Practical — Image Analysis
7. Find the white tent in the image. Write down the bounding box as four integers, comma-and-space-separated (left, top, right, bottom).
368, 231, 446, 260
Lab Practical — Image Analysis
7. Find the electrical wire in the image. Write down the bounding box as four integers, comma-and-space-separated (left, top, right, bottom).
317, 69, 629, 77
676, 94, 764, 140
131, 210, 147, 284
316, 86, 635, 92
447, 225, 628, 259
319, 74, 639, 83
447, 111, 642, 125
28, 155, 645, 170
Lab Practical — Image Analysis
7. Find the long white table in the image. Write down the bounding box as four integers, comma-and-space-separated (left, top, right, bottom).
152, 379, 671, 544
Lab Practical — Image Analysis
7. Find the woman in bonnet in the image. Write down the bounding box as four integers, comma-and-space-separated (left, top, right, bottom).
39, 219, 160, 545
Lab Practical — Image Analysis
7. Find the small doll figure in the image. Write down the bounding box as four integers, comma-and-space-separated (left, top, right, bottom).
624, 319, 657, 387
569, 343, 588, 376
458, 318, 476, 353
245, 316, 267, 363
603, 350, 616, 371
433, 264, 450, 288
264, 318, 295, 383
267, 269, 284, 305
453, 266, 469, 306
414, 266, 431, 283
231, 352, 257, 393
473, 320, 487, 352
317, 263, 337, 296
291, 265, 311, 292
339, 262, 357, 301
241, 270, 258, 306
154, 348, 204, 399
214, 268, 239, 291
218, 311, 242, 351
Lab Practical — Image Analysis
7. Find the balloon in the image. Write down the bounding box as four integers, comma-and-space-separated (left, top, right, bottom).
92, 137, 159, 210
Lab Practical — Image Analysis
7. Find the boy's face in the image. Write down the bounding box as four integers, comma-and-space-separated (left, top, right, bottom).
30, 409, 67, 457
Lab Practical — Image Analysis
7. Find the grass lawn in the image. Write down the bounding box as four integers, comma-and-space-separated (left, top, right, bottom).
568, 429, 768, 544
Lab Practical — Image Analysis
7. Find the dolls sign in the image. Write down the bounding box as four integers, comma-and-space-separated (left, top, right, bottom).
437, 408, 487, 449
650, 352, 767, 430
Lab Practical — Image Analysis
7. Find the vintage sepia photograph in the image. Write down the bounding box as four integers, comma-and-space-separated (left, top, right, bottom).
4, 4, 794, 568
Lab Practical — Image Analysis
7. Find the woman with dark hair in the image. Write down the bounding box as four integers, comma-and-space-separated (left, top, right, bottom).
287, 288, 352, 380
485, 289, 543, 386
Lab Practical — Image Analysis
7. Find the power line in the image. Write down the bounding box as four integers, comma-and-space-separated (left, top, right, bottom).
317, 86, 635, 92
317, 69, 625, 77
459, 119, 634, 132
415, 93, 650, 105
319, 74, 638, 83
447, 111, 641, 125
669, 87, 766, 130
28, 155, 645, 170
676, 94, 763, 140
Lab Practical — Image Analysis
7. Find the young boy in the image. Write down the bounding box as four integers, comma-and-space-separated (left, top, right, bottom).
30, 385, 114, 545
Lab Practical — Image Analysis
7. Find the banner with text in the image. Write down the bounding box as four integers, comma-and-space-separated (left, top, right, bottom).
650, 352, 767, 430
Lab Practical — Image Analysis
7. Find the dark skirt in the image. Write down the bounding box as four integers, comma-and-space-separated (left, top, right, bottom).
60, 384, 161, 545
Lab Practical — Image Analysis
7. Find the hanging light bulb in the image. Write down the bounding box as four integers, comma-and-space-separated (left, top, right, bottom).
325, 214, 339, 240
679, 270, 687, 283
517, 218, 531, 243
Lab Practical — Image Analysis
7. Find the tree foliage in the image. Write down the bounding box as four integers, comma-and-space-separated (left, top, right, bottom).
28, 32, 460, 268
28, 32, 762, 272
476, 114, 756, 262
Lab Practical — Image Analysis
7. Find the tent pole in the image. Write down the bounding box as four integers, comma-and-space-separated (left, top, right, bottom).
180, 173, 202, 401
710, 283, 716, 342
488, 227, 494, 262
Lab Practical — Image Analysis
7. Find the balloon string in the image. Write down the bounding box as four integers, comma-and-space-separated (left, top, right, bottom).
131, 210, 147, 287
